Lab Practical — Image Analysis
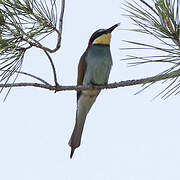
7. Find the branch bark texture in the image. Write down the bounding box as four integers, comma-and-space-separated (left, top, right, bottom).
2, 70, 180, 92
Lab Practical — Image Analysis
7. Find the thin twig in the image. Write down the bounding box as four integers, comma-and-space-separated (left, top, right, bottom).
20, 38, 59, 87
0, 69, 51, 86
43, 50, 59, 86
59, 0, 65, 33
15, 71, 51, 86
22, 36, 61, 53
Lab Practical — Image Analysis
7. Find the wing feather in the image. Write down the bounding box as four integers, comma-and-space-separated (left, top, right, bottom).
77, 50, 88, 100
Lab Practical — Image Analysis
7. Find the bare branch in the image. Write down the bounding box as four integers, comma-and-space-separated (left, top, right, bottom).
43, 50, 59, 86
59, 0, 65, 33
1, 70, 180, 92
0, 69, 51, 86
19, 40, 59, 87
22, 35, 61, 53
14, 71, 51, 86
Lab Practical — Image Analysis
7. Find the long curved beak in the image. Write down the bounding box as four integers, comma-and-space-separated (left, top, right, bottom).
106, 23, 120, 33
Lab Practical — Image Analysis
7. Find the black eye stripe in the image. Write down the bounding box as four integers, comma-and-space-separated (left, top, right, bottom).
88, 24, 119, 43
89, 29, 106, 43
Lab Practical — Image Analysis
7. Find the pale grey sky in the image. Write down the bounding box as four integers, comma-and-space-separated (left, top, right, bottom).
0, 0, 180, 180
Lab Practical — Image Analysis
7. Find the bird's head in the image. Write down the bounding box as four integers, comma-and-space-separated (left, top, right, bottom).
88, 23, 120, 46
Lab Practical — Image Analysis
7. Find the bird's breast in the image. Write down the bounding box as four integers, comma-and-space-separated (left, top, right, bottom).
87, 45, 112, 64
83, 45, 112, 85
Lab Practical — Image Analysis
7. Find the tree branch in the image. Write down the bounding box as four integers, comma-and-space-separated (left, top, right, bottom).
5, 0, 66, 54
59, 0, 65, 33
43, 50, 59, 86
1, 70, 180, 92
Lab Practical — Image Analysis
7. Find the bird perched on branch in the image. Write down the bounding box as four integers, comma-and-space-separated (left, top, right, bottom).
68, 23, 120, 158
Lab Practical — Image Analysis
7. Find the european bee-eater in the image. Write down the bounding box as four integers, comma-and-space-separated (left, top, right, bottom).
69, 23, 119, 158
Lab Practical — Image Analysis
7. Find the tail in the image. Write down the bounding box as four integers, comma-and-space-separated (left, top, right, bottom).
70, 148, 75, 159
68, 114, 86, 158
68, 90, 100, 158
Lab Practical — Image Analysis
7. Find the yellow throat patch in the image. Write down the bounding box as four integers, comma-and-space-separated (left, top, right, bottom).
93, 33, 111, 45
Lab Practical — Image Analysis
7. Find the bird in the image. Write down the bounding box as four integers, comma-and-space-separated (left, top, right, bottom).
68, 23, 120, 158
